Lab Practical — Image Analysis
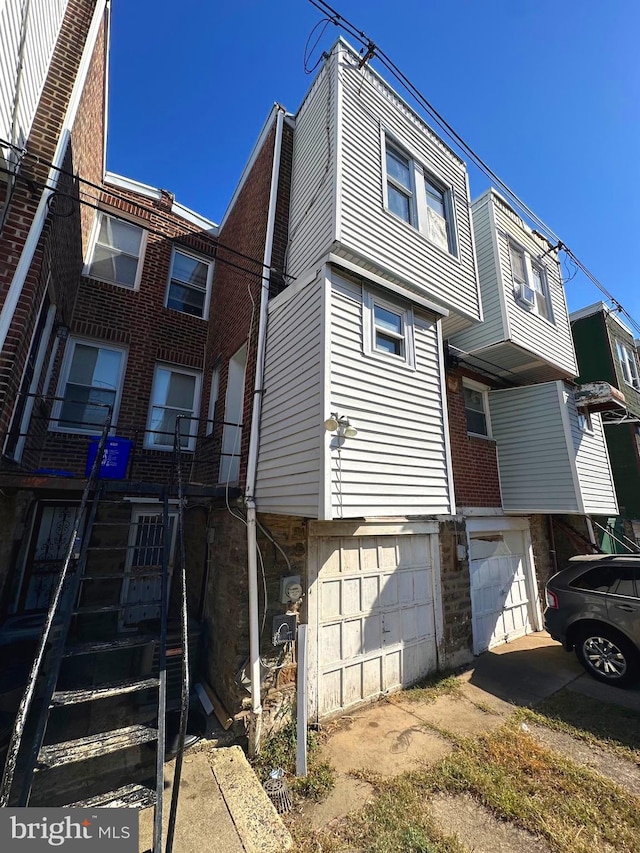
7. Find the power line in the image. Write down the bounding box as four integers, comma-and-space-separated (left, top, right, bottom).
307, 0, 640, 337
0, 136, 293, 283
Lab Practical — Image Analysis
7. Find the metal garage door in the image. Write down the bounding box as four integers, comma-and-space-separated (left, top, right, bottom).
469, 528, 533, 654
311, 531, 439, 719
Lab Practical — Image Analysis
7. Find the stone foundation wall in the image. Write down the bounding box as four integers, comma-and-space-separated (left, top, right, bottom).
438, 519, 473, 668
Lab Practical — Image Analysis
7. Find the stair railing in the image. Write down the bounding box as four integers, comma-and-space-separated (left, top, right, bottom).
165, 416, 190, 853
0, 408, 113, 806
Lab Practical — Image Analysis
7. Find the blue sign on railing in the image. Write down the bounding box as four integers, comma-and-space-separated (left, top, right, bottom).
85, 437, 133, 479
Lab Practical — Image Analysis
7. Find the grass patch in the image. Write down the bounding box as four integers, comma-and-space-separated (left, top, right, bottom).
251, 720, 334, 802
293, 774, 467, 853
432, 726, 640, 853
293, 723, 640, 853
391, 672, 463, 705
519, 688, 640, 763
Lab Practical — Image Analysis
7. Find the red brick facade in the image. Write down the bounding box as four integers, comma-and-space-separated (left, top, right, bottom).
0, 1, 104, 439
446, 367, 502, 508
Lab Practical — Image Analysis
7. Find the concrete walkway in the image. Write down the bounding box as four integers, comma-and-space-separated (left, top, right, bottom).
139, 746, 292, 853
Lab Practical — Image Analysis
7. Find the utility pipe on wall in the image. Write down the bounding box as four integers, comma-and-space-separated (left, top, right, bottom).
244, 104, 285, 757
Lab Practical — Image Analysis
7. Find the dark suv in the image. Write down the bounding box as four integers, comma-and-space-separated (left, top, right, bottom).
545, 555, 640, 686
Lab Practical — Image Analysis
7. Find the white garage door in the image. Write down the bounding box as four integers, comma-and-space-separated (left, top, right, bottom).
469, 528, 533, 655
312, 532, 439, 718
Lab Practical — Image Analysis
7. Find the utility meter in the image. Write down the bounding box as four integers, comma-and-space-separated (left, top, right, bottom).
280, 575, 303, 604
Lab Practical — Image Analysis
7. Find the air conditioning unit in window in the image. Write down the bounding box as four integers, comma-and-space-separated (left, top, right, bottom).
515, 282, 536, 308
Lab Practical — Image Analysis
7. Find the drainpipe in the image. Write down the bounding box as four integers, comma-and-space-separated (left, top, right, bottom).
245, 105, 285, 756
0, 0, 109, 357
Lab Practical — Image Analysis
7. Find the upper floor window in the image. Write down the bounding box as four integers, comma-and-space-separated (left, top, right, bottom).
508, 242, 553, 322
462, 380, 490, 437
616, 340, 640, 389
52, 338, 127, 433
383, 136, 456, 255
166, 249, 213, 318
145, 364, 201, 451
363, 290, 415, 369
385, 145, 414, 224
86, 212, 145, 289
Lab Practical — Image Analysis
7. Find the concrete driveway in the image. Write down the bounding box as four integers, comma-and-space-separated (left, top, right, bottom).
307, 630, 640, 829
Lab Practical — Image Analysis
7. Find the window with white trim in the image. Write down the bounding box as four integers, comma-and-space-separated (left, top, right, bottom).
616, 340, 640, 388
166, 248, 213, 318
462, 381, 490, 437
363, 290, 415, 368
85, 212, 145, 288
509, 241, 553, 322
578, 410, 593, 433
383, 136, 456, 255
52, 339, 127, 432
145, 364, 201, 451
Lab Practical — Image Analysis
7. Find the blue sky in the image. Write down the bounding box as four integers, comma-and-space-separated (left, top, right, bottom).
107, 1, 640, 325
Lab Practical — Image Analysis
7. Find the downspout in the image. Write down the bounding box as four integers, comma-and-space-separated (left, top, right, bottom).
0, 0, 109, 357
245, 105, 285, 756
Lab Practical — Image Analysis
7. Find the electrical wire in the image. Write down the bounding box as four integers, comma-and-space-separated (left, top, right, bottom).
0, 138, 294, 284
306, 0, 640, 336
304, 17, 333, 74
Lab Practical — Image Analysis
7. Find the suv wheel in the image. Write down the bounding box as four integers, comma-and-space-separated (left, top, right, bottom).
575, 627, 639, 687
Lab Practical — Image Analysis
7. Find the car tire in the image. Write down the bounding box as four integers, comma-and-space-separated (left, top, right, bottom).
574, 626, 640, 687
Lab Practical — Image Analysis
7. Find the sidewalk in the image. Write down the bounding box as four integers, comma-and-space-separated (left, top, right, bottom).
139, 746, 293, 853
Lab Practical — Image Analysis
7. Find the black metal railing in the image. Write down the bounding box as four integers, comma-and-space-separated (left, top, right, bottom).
0, 407, 113, 806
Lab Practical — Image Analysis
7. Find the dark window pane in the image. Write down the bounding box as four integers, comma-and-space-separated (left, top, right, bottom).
465, 409, 487, 436
570, 566, 616, 593
374, 305, 402, 335
375, 332, 402, 356
609, 568, 638, 598
386, 148, 411, 188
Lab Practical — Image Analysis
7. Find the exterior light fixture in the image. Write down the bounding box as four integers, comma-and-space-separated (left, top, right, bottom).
324, 412, 358, 438
55, 324, 70, 341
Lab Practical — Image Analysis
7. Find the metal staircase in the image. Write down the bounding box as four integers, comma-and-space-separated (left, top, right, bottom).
0, 416, 192, 853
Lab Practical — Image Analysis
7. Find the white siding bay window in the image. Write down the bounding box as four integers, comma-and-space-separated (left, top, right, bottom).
145, 364, 201, 450
53, 339, 127, 432
383, 136, 456, 256
166, 248, 213, 318
85, 212, 145, 288
508, 241, 553, 322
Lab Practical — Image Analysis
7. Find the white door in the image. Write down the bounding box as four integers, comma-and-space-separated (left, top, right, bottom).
313, 531, 439, 719
469, 528, 533, 654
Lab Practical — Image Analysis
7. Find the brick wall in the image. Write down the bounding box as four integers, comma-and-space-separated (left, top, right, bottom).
0, 1, 103, 438
204, 508, 306, 728
198, 116, 293, 487
446, 368, 502, 509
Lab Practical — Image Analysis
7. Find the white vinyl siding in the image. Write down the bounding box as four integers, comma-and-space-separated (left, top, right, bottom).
255, 276, 324, 516
336, 44, 479, 328
567, 393, 618, 515
286, 57, 336, 279
489, 383, 579, 512
451, 192, 577, 380
488, 381, 617, 514
285, 41, 480, 335
328, 271, 451, 518
0, 0, 69, 152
